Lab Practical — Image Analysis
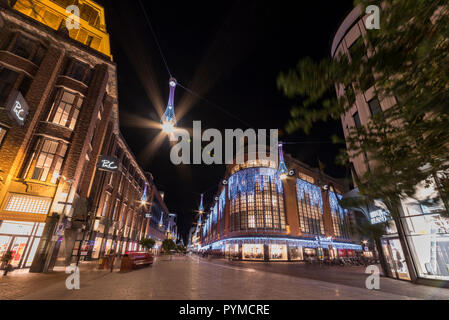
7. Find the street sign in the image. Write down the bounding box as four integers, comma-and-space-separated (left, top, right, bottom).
5, 90, 29, 126
97, 155, 119, 172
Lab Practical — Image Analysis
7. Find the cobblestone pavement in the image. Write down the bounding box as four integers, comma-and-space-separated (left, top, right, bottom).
1, 255, 448, 300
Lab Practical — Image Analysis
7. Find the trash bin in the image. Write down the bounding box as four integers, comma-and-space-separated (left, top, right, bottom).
120, 254, 133, 272
98, 256, 108, 270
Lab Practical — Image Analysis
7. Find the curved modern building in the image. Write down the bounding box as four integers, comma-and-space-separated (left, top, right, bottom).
199, 149, 362, 262
331, 5, 449, 285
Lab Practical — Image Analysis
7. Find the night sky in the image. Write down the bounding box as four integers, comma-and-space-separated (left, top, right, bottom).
98, 0, 355, 242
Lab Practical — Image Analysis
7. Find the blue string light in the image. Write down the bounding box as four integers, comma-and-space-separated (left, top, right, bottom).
228, 167, 283, 199
201, 237, 362, 251
329, 191, 346, 219
296, 178, 323, 213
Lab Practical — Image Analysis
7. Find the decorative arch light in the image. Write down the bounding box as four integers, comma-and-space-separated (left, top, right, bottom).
161, 77, 177, 134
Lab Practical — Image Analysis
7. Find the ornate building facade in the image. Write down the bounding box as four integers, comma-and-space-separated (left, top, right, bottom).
0, 0, 171, 272
199, 151, 362, 262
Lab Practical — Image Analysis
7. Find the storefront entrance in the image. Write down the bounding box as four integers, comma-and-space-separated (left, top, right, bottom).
382, 238, 411, 280
0, 221, 44, 269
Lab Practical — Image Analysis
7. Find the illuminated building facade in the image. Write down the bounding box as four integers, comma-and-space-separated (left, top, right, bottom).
200, 152, 362, 261
0, 0, 170, 272
332, 5, 449, 285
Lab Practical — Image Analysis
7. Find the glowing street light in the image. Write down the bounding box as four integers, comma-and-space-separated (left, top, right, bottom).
161, 77, 177, 134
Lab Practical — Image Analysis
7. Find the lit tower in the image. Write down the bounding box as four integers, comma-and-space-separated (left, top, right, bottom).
161, 77, 177, 134
277, 143, 288, 180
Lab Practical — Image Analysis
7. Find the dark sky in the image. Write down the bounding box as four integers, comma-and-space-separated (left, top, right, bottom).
98, 0, 355, 242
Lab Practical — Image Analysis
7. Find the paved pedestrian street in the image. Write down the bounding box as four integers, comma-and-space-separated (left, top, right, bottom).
1, 255, 448, 300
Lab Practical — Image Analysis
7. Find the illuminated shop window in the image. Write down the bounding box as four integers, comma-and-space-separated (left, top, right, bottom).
48, 89, 83, 130
4, 194, 51, 215
288, 245, 304, 261
329, 192, 350, 239
296, 179, 325, 235
269, 244, 288, 261
0, 126, 7, 147
242, 244, 264, 260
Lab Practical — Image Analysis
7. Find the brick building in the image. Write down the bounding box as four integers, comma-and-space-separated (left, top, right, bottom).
199, 149, 362, 262
0, 0, 171, 272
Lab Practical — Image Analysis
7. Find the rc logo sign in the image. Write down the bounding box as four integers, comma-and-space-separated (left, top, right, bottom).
96, 156, 119, 172
6, 90, 29, 126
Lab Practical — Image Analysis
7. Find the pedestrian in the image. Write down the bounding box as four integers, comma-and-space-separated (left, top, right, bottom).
1, 251, 14, 276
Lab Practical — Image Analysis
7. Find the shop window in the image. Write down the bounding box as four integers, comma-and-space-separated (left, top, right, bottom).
0, 126, 7, 147
48, 89, 83, 129
23, 138, 68, 183
368, 98, 382, 116
288, 245, 304, 261
352, 111, 362, 129
269, 244, 288, 261
242, 244, 264, 260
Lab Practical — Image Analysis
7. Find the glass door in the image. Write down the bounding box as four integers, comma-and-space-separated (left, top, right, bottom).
10, 237, 28, 268
0, 236, 12, 261
382, 238, 411, 280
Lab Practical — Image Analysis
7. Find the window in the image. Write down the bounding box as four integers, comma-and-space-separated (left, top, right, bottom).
368, 98, 382, 116
11, 35, 34, 59
4, 194, 52, 215
329, 192, 350, 239
296, 179, 325, 235
66, 60, 92, 85
348, 36, 364, 60
228, 167, 285, 232
353, 111, 362, 129
0, 68, 19, 105
0, 126, 7, 147
68, 61, 87, 82
48, 90, 83, 129
24, 138, 68, 183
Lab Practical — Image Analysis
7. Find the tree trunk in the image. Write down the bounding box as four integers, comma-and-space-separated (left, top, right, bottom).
374, 237, 389, 277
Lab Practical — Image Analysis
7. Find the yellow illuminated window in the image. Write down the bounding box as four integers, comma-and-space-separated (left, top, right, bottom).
299, 172, 314, 184
4, 194, 52, 215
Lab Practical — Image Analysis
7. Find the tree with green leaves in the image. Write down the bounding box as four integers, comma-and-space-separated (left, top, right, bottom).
139, 238, 155, 251
278, 0, 449, 219
162, 239, 177, 254
278, 1, 448, 278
